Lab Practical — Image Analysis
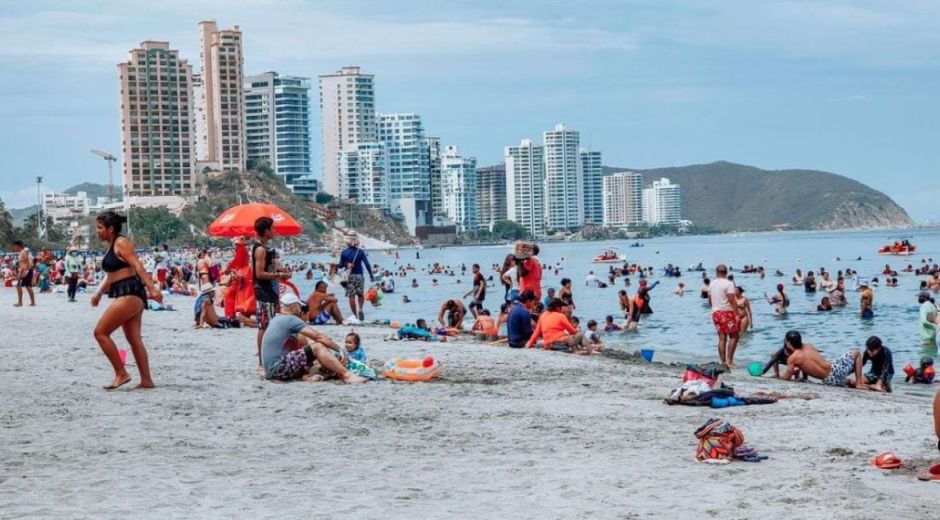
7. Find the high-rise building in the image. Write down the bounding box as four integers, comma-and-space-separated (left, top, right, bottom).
543, 123, 582, 231
319, 66, 377, 196
505, 139, 546, 237
378, 113, 429, 211
118, 41, 196, 197
192, 73, 208, 164
244, 72, 312, 194
440, 146, 478, 232
642, 177, 682, 225
580, 149, 604, 224
602, 171, 644, 227
475, 165, 507, 228
198, 21, 246, 172
338, 142, 388, 209
424, 136, 442, 216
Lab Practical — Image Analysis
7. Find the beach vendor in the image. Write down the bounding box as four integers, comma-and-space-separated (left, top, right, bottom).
338, 231, 374, 323
781, 330, 866, 389
260, 293, 367, 383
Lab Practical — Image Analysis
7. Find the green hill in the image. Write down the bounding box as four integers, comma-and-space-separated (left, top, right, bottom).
605, 161, 913, 231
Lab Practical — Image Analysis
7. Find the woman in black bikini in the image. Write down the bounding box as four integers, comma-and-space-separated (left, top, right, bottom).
91, 211, 162, 390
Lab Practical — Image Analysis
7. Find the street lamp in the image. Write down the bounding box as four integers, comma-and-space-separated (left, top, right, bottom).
35, 176, 45, 240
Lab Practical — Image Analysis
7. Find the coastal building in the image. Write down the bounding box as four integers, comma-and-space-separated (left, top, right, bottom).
505, 139, 546, 237
602, 172, 644, 228
319, 66, 377, 196
475, 164, 507, 228
580, 149, 604, 224
642, 177, 682, 225
440, 146, 479, 233
338, 142, 388, 209
198, 20, 246, 172
244, 72, 313, 196
192, 73, 208, 166
378, 113, 430, 212
42, 192, 121, 225
118, 40, 196, 197
424, 136, 443, 216
543, 123, 583, 231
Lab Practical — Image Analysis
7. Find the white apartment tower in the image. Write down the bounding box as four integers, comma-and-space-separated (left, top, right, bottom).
475, 165, 508, 228
424, 136, 443, 216
505, 139, 546, 237
378, 113, 430, 211
118, 41, 196, 197
319, 66, 377, 196
643, 177, 682, 225
543, 123, 583, 231
338, 142, 388, 209
244, 72, 312, 192
198, 21, 246, 172
440, 146, 479, 233
580, 149, 604, 224
602, 172, 644, 227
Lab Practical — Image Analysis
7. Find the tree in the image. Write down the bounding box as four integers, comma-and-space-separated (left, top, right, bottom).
315, 192, 335, 204
490, 220, 531, 240
0, 198, 15, 246
129, 207, 185, 247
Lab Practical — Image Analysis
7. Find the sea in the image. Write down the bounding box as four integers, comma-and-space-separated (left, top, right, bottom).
287, 228, 940, 375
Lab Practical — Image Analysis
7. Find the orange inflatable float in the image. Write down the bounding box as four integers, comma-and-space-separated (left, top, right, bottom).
383, 356, 444, 382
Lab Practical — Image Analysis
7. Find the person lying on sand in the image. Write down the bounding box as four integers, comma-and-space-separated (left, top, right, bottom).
781, 330, 866, 389
305, 281, 344, 325
260, 293, 367, 383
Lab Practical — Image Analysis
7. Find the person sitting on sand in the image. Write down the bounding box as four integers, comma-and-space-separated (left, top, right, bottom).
508, 290, 537, 348
861, 336, 894, 392
781, 330, 866, 389
305, 281, 344, 325
261, 293, 367, 383
438, 299, 466, 329
586, 319, 603, 352
472, 309, 498, 340
194, 283, 240, 329
526, 298, 593, 354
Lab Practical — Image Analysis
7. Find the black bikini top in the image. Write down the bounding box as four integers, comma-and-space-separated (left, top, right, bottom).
102, 239, 130, 273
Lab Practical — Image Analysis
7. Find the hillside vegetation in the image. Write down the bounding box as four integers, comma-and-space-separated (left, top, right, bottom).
609, 161, 914, 231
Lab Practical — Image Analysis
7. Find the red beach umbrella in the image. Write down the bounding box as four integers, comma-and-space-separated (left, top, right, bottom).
207, 203, 303, 238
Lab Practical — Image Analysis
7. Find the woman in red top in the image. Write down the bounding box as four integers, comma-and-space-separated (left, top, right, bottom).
526, 298, 589, 352
518, 245, 543, 299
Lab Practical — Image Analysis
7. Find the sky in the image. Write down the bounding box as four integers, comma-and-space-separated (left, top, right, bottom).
0, 0, 938, 222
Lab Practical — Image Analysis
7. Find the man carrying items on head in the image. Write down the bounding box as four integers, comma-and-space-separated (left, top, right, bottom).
781, 330, 866, 389
261, 293, 367, 383
252, 217, 291, 366
306, 281, 344, 325
861, 335, 894, 392
338, 231, 373, 323
507, 290, 537, 349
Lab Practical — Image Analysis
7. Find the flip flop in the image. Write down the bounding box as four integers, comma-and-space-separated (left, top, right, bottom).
916, 463, 940, 481
103, 376, 132, 390
871, 452, 903, 470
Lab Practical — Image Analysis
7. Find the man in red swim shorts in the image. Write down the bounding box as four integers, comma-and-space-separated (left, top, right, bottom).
708, 264, 740, 367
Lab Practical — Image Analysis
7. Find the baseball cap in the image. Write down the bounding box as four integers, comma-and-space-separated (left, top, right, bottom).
280, 293, 302, 306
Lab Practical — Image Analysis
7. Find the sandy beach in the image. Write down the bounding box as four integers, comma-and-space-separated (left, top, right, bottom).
1, 290, 937, 519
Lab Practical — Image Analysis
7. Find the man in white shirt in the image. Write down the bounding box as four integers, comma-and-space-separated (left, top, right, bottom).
708, 264, 740, 367
584, 271, 599, 287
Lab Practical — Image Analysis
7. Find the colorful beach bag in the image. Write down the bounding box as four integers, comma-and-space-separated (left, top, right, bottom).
694, 418, 745, 462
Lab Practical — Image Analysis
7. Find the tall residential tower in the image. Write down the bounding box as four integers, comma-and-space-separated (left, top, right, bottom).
543, 123, 583, 231
319, 66, 376, 196
643, 177, 682, 225
198, 20, 246, 172
505, 139, 546, 237
378, 113, 429, 211
580, 149, 604, 224
118, 41, 195, 197
602, 172, 644, 228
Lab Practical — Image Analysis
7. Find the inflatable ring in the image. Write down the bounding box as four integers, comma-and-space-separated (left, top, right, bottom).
384, 356, 443, 382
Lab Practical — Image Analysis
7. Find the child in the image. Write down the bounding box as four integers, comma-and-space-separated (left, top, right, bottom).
904, 357, 936, 384
604, 315, 622, 332
586, 319, 603, 353
306, 331, 376, 382
472, 309, 498, 340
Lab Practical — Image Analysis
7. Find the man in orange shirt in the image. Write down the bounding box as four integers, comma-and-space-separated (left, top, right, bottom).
518, 245, 543, 299
526, 298, 591, 353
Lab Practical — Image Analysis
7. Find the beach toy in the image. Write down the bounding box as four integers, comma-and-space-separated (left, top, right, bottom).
747, 362, 762, 377
639, 349, 654, 363
871, 452, 903, 470
390, 321, 401, 329
118, 349, 127, 366
916, 463, 940, 481
384, 356, 444, 382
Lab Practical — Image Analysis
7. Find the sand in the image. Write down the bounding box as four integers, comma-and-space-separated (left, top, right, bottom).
1, 289, 938, 519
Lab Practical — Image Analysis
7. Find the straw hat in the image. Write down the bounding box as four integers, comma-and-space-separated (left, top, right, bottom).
345, 230, 359, 247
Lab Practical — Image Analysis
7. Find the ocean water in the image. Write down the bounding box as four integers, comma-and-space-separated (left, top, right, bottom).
287, 228, 940, 370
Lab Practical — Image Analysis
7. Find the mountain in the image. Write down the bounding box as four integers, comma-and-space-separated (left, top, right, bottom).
607, 161, 914, 231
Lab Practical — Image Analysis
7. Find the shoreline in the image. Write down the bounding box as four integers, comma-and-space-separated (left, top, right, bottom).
1, 290, 938, 519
